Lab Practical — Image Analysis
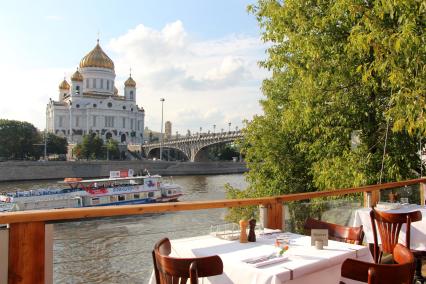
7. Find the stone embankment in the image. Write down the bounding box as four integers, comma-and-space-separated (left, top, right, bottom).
0, 160, 247, 182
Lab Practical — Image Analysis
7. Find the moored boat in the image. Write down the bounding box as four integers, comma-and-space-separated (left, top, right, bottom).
0, 170, 183, 212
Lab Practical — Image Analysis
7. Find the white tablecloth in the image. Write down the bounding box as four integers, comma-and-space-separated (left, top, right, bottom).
150, 232, 373, 284
353, 205, 426, 250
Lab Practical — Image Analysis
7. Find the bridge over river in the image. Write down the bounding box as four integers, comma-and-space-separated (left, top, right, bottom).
142, 131, 243, 162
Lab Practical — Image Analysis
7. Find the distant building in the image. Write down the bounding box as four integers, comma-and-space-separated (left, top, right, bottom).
165, 121, 172, 140
46, 40, 145, 144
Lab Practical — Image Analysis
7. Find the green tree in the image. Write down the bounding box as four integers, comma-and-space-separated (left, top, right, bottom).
227, 0, 425, 228
105, 139, 120, 160
45, 133, 68, 155
75, 134, 104, 160
0, 119, 41, 160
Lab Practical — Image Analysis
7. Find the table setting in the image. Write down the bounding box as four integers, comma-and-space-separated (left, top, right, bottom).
157, 229, 373, 284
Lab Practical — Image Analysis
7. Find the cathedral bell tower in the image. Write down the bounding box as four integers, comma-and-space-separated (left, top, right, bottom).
58, 78, 70, 101
124, 72, 136, 102
70, 68, 83, 97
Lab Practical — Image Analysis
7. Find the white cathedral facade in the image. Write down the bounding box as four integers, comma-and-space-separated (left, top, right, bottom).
46, 40, 145, 145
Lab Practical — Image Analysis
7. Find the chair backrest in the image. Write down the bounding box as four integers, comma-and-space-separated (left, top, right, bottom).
341, 244, 415, 284
369, 208, 422, 262
304, 217, 364, 245
152, 238, 223, 284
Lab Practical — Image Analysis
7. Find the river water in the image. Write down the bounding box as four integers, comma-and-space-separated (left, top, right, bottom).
0, 174, 247, 284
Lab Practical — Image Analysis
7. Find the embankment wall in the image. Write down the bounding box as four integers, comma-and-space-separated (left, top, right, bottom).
0, 160, 247, 182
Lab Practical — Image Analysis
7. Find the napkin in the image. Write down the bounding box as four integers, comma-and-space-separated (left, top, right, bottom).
242, 253, 288, 267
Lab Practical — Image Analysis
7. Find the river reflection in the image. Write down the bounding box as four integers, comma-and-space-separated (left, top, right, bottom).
0, 174, 247, 284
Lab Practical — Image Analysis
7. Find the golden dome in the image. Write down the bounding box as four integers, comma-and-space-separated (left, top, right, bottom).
71, 69, 83, 81
79, 41, 114, 70
114, 86, 118, 95
124, 76, 136, 87
59, 79, 70, 90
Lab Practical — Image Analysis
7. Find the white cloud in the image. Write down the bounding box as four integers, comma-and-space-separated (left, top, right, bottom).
0, 66, 73, 129
108, 20, 268, 133
0, 21, 268, 134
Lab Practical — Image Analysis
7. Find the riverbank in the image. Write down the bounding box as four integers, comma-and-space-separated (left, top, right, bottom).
0, 160, 247, 182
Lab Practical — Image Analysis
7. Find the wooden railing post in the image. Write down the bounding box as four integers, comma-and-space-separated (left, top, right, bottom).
8, 222, 45, 284
266, 199, 284, 230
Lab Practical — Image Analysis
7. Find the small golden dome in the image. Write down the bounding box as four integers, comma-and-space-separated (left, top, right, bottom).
71, 69, 83, 82
124, 76, 136, 87
59, 79, 70, 90
79, 41, 114, 70
114, 86, 118, 95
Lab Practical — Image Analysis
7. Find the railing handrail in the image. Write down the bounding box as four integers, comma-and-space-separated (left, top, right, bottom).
0, 177, 425, 224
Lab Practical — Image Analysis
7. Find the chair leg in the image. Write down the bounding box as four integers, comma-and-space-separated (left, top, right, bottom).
414, 257, 424, 284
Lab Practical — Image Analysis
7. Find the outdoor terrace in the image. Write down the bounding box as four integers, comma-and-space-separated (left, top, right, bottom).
1, 178, 425, 283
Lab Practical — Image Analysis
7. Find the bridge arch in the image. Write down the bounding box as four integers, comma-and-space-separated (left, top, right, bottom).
145, 146, 189, 161
142, 131, 243, 162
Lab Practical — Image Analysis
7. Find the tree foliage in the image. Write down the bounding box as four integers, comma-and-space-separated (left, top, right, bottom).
74, 134, 104, 160
105, 139, 120, 160
227, 0, 425, 225
46, 133, 68, 155
0, 119, 41, 160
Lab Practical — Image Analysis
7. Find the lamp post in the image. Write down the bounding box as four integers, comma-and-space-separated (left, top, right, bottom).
85, 103, 90, 135
228, 122, 231, 133
160, 98, 165, 160
44, 108, 48, 161
69, 101, 73, 143
213, 124, 216, 134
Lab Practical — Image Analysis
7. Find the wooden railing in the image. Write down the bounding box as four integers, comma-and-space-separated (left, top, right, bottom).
2, 178, 426, 284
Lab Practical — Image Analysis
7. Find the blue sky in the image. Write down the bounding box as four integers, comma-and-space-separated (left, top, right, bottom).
0, 0, 267, 133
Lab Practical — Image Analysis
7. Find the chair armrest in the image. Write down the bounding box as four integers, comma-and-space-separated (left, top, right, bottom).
341, 258, 372, 283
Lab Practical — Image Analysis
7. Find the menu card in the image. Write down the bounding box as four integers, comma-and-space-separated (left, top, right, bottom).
310, 229, 328, 246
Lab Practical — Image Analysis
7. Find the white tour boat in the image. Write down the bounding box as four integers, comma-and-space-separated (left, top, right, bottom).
0, 170, 183, 212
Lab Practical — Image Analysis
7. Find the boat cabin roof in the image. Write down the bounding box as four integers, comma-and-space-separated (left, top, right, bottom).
59, 175, 162, 184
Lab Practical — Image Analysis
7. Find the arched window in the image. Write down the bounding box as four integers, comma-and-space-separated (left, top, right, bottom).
130, 91, 134, 100
76, 85, 80, 95
107, 80, 110, 90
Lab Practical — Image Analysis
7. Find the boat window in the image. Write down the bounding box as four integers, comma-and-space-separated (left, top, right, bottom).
118, 195, 125, 201
168, 190, 172, 195
92, 198, 100, 205
134, 194, 140, 199
148, 192, 154, 198
110, 196, 118, 202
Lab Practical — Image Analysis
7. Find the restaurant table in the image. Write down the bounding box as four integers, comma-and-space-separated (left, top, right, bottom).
149, 231, 373, 284
353, 205, 426, 250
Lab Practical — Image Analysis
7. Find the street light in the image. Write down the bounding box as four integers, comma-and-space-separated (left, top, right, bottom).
68, 101, 73, 143
85, 102, 91, 135
44, 108, 48, 161
213, 124, 216, 134
228, 122, 231, 133
160, 98, 165, 160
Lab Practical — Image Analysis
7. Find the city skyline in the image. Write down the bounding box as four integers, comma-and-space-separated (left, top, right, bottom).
0, 0, 268, 134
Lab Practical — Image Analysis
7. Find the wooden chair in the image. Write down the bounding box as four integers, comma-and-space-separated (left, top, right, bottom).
370, 208, 424, 282
340, 244, 415, 284
304, 217, 364, 245
152, 237, 223, 284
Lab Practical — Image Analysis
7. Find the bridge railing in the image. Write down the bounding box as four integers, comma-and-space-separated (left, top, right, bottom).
1, 178, 425, 283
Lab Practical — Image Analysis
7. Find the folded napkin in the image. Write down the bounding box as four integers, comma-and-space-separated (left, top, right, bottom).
242, 253, 288, 267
